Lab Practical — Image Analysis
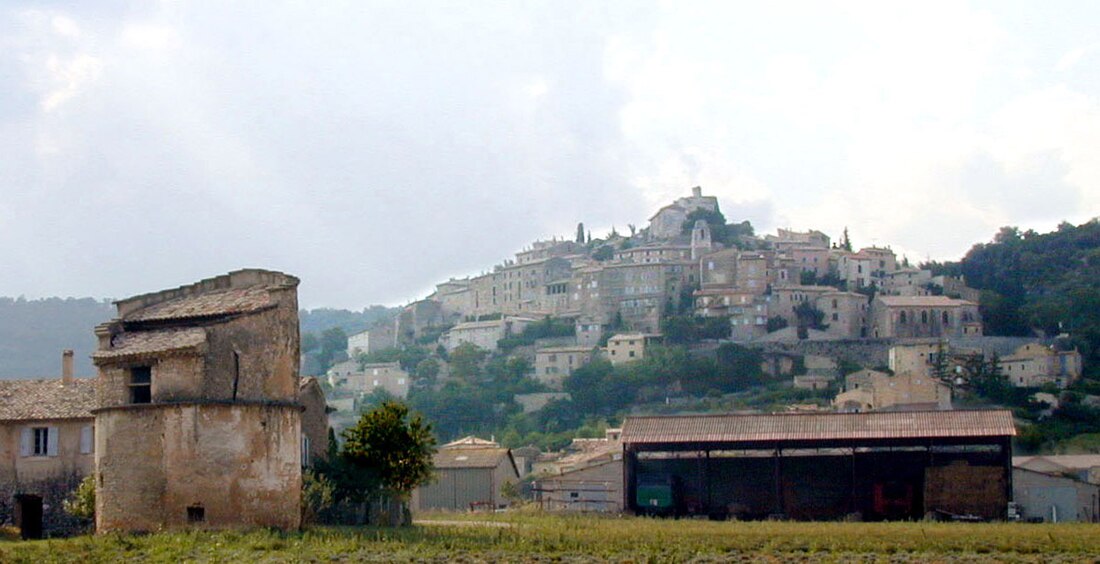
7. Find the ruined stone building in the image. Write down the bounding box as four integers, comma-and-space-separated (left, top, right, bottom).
0, 350, 95, 538
92, 269, 303, 532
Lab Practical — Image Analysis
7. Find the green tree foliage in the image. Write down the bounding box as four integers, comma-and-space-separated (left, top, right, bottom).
448, 343, 487, 382
340, 402, 436, 497
498, 317, 576, 351
793, 301, 829, 331
315, 327, 349, 372
679, 209, 754, 248
660, 315, 730, 344
415, 357, 441, 384
940, 220, 1100, 373
840, 227, 853, 251
576, 222, 585, 243
63, 475, 96, 520
766, 316, 789, 333
301, 469, 336, 525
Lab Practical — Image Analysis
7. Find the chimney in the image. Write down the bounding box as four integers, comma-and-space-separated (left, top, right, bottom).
62, 350, 74, 385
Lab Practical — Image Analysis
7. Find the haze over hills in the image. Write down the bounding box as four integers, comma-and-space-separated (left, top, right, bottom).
0, 298, 395, 380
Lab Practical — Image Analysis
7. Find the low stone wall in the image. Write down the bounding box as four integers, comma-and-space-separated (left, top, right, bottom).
744, 339, 895, 369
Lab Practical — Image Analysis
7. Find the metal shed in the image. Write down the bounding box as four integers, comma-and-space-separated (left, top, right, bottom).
621, 410, 1016, 521
414, 446, 519, 512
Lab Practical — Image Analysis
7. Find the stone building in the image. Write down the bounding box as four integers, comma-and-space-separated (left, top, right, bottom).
92, 269, 303, 532
606, 333, 660, 365
299, 377, 331, 467
327, 360, 410, 398
1000, 342, 1083, 389
440, 317, 534, 353
0, 351, 96, 538
833, 369, 951, 412
870, 295, 982, 339
534, 346, 595, 389
647, 186, 719, 239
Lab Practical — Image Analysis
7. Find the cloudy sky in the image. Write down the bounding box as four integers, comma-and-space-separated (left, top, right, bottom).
2, 1, 1098, 309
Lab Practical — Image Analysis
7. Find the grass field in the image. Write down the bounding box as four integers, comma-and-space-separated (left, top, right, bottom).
2, 513, 1099, 562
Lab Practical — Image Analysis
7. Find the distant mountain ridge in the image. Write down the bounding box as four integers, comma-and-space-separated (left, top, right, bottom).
0, 296, 397, 380
0, 297, 114, 379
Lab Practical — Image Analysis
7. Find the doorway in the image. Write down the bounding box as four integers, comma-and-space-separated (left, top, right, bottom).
14, 494, 43, 539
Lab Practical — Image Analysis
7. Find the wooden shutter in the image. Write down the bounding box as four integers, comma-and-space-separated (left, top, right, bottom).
47, 426, 59, 456
19, 428, 32, 457
80, 425, 93, 454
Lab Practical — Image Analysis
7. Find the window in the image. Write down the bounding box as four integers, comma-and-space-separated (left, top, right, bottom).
899, 312, 907, 324
301, 436, 311, 467
942, 311, 949, 324
129, 366, 152, 404
80, 425, 93, 454
33, 427, 49, 456
921, 311, 928, 324
832, 313, 839, 321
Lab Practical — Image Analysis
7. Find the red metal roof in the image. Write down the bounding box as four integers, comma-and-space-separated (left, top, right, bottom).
622, 410, 1016, 445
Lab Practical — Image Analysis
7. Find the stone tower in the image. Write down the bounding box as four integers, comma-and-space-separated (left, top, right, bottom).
691, 219, 712, 260
92, 269, 302, 532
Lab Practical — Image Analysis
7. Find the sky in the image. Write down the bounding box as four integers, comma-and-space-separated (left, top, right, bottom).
2, 1, 1098, 309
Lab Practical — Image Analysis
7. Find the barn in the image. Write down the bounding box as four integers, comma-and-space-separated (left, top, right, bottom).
621, 410, 1015, 521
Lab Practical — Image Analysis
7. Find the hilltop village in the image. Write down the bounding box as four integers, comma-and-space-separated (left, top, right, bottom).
0, 192, 1096, 536
327, 187, 1081, 421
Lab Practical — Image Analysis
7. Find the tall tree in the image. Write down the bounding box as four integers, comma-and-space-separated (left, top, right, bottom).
576, 222, 585, 243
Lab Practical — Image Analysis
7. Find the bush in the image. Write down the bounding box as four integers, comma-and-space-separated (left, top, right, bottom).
63, 475, 95, 520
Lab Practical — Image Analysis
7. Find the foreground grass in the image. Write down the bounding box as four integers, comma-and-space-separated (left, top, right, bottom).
3, 513, 1100, 562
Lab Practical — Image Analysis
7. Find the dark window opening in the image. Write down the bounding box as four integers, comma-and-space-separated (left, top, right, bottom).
32, 427, 49, 456
130, 366, 152, 404
187, 506, 205, 523
232, 351, 241, 401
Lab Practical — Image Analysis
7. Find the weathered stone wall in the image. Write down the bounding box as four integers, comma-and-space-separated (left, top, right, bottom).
745, 339, 895, 369
299, 381, 330, 464
202, 288, 299, 402
95, 403, 301, 532
0, 473, 90, 536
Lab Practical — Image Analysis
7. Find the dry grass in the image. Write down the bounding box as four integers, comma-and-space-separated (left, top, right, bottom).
1, 513, 1098, 562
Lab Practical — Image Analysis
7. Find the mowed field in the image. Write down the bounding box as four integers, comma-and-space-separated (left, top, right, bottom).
2, 513, 1099, 562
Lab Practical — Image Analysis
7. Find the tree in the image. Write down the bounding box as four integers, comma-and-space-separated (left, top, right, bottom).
841, 227, 853, 251
64, 475, 96, 521
449, 342, 486, 381
766, 316, 789, 333
592, 245, 614, 261
576, 222, 585, 243
340, 401, 436, 524
415, 357, 440, 384
793, 301, 828, 331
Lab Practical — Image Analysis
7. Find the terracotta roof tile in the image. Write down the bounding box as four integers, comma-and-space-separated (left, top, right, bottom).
93, 328, 205, 363
877, 296, 976, 308
124, 286, 276, 323
622, 410, 1016, 445
0, 379, 96, 421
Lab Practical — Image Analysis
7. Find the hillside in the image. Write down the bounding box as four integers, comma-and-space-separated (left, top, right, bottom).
0, 297, 114, 379
0, 297, 396, 380
929, 219, 1100, 375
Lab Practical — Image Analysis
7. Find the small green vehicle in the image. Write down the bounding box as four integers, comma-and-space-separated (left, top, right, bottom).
635, 476, 682, 517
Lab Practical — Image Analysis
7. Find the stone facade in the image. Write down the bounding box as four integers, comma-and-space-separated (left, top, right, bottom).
327, 361, 410, 398
92, 269, 303, 532
299, 377, 331, 466
870, 295, 982, 339
606, 333, 660, 365
834, 369, 951, 412
534, 346, 594, 389
0, 352, 97, 537
1000, 343, 1083, 389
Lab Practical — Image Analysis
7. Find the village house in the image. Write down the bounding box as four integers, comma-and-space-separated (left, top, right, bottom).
440, 316, 535, 352
1000, 342, 1083, 388
412, 437, 519, 512
327, 360, 410, 398
0, 351, 96, 538
605, 333, 661, 365
770, 285, 831, 325
888, 341, 945, 377
764, 228, 830, 252
817, 290, 869, 339
345, 326, 395, 358
833, 369, 952, 412
92, 269, 304, 532
870, 295, 982, 339
534, 346, 595, 389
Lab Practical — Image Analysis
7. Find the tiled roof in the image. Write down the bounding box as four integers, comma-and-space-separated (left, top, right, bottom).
93, 328, 206, 363
443, 436, 500, 448
434, 447, 511, 469
0, 378, 96, 421
124, 286, 276, 323
877, 296, 976, 308
622, 410, 1016, 446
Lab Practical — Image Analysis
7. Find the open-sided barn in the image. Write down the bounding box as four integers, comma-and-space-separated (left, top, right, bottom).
621, 410, 1016, 521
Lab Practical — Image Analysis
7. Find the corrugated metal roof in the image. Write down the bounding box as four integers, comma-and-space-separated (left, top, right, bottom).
434, 447, 510, 469
622, 410, 1016, 445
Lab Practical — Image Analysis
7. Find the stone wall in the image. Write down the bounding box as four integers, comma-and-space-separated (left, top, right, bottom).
95, 403, 301, 532
0, 473, 90, 537
745, 339, 895, 370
